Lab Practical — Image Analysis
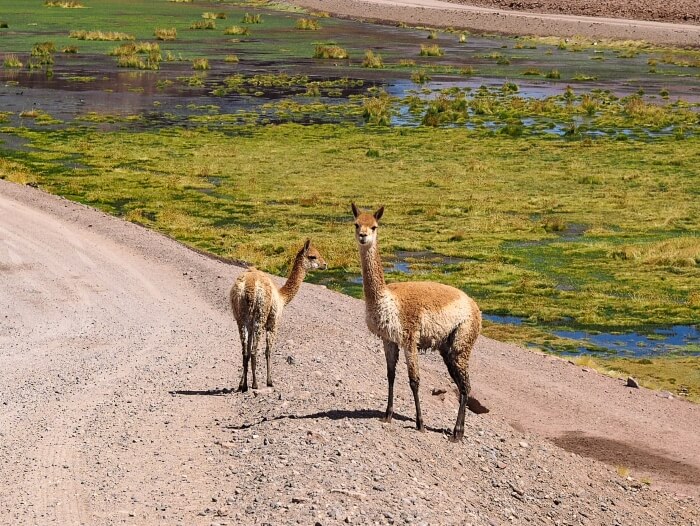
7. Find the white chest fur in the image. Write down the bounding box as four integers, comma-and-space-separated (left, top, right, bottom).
366, 292, 402, 344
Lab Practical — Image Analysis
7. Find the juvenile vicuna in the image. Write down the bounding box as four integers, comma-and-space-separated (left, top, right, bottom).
230, 239, 327, 391
352, 204, 481, 441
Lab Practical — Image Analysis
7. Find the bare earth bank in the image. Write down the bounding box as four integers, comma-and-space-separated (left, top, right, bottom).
0, 180, 698, 524
286, 0, 700, 46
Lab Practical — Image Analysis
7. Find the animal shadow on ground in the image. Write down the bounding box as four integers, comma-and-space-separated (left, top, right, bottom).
224, 400, 488, 435
169, 387, 236, 396
224, 408, 450, 435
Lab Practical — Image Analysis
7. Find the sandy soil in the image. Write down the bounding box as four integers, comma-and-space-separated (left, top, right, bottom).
287, 0, 700, 46
1, 179, 698, 524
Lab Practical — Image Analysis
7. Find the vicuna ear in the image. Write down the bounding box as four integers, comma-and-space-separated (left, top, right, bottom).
351, 202, 359, 219
303, 238, 311, 254
373, 206, 384, 221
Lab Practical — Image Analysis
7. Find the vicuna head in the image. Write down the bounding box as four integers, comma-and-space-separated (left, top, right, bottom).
300, 239, 327, 270
351, 203, 384, 248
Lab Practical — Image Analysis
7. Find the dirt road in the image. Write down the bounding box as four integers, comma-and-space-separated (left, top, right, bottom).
288, 0, 700, 46
0, 180, 698, 524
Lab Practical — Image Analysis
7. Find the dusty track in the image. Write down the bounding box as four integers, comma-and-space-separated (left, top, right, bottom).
287, 0, 700, 46
0, 180, 698, 524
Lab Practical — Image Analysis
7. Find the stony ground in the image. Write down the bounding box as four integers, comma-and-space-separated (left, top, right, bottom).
0, 180, 698, 525
444, 0, 700, 24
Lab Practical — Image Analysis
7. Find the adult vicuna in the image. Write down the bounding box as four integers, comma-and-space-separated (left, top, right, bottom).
351, 204, 482, 441
230, 239, 327, 392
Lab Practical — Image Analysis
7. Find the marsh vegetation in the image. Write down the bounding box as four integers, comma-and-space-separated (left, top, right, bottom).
0, 0, 698, 399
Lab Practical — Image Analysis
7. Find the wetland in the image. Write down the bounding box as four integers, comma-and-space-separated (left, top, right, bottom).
1, 0, 698, 399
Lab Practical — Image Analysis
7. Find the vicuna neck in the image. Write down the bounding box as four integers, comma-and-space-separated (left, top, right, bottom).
279, 250, 306, 305
359, 242, 387, 305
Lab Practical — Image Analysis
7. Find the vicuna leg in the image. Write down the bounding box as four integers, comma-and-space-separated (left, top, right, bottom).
248, 323, 259, 390
238, 325, 249, 392
381, 340, 399, 423
441, 325, 475, 441
404, 337, 424, 431
265, 329, 276, 387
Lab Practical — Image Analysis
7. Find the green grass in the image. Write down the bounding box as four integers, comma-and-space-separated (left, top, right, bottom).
573, 355, 700, 403
3, 124, 698, 338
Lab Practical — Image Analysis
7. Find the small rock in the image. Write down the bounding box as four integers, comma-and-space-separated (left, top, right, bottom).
431, 387, 447, 396
519, 441, 530, 449
626, 377, 639, 388
286, 356, 295, 365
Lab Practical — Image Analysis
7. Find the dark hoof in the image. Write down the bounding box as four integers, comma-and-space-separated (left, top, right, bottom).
448, 434, 463, 443
380, 415, 393, 424
267, 381, 274, 387
251, 383, 258, 390
416, 423, 425, 433
238, 385, 248, 393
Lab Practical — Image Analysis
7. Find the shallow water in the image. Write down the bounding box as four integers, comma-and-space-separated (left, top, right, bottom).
483, 314, 700, 357
1, 1, 699, 134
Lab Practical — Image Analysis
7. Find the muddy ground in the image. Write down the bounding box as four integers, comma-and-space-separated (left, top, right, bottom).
1, 180, 698, 524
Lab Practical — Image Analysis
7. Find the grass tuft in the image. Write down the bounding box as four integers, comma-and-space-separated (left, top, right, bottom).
363, 91, 392, 125
44, 0, 83, 7
202, 12, 226, 20
3, 54, 23, 68
192, 58, 210, 71
313, 44, 348, 60
419, 44, 444, 57
241, 13, 262, 24
70, 30, 134, 41
362, 49, 383, 68
295, 18, 320, 30
224, 25, 249, 36
155, 28, 177, 41
411, 70, 431, 84
190, 20, 216, 30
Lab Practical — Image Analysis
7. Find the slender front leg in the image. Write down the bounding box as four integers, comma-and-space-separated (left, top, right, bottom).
238, 326, 249, 392
265, 329, 276, 387
382, 340, 399, 423
404, 338, 424, 431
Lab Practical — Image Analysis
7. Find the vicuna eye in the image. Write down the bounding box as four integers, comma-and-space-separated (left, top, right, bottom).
354, 223, 360, 229
308, 255, 317, 260
371, 226, 377, 231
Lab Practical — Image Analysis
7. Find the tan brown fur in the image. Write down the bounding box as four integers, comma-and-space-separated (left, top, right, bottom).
352, 203, 481, 441
230, 240, 326, 391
